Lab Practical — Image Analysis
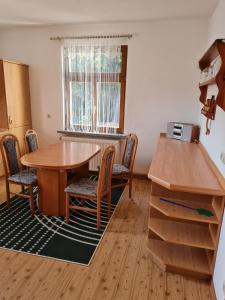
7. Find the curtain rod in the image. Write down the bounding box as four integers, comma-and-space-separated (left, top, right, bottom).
50, 34, 133, 41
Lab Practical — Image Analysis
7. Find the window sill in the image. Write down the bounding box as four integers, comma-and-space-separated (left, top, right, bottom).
57, 130, 126, 140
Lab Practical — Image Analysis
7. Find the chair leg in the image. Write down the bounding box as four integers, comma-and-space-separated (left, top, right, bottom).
28, 185, 35, 216
21, 185, 25, 193
107, 191, 111, 219
97, 197, 101, 230
66, 193, 70, 223
5, 180, 10, 207
129, 176, 133, 199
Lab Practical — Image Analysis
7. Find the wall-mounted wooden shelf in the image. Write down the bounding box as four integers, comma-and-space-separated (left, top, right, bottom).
199, 39, 225, 111
199, 77, 216, 87
147, 134, 225, 280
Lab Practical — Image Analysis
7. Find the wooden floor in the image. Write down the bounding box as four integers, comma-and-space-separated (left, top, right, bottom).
0, 178, 212, 300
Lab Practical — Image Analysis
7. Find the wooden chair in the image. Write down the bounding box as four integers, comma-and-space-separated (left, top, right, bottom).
111, 133, 138, 198
65, 145, 115, 230
25, 129, 39, 153
0, 134, 37, 215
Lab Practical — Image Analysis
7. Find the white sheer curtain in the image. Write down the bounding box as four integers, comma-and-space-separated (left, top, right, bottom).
62, 37, 124, 134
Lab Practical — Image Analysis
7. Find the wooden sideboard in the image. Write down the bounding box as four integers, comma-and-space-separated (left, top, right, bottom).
0, 60, 32, 176
148, 133, 225, 280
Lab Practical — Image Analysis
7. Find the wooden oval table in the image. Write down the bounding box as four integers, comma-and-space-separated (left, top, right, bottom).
21, 141, 100, 216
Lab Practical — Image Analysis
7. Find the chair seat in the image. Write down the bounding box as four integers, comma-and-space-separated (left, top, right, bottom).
8, 169, 37, 185
112, 164, 130, 175
65, 178, 98, 197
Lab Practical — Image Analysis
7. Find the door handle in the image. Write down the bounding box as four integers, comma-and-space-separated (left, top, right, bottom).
8, 116, 13, 125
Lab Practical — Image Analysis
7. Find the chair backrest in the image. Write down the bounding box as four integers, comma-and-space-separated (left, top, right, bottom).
25, 129, 39, 153
97, 145, 115, 197
122, 133, 138, 171
0, 134, 22, 176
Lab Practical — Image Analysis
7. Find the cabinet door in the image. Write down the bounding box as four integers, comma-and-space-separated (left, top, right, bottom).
3, 62, 32, 128
0, 61, 9, 130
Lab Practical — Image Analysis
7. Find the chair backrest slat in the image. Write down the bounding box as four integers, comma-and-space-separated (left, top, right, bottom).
0, 134, 22, 176
25, 130, 39, 153
97, 145, 115, 197
122, 133, 138, 170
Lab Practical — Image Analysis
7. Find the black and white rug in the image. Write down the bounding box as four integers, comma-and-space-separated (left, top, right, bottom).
0, 187, 124, 265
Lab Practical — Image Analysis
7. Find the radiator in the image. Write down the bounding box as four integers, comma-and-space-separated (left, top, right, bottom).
60, 136, 123, 171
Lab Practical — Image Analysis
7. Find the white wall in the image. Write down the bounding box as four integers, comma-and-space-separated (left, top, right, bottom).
0, 19, 207, 174
201, 0, 225, 299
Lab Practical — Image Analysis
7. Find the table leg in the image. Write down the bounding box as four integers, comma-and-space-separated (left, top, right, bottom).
59, 170, 68, 216
37, 162, 89, 217
37, 169, 67, 216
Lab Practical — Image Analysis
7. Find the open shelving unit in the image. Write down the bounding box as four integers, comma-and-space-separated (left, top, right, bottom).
147, 134, 225, 280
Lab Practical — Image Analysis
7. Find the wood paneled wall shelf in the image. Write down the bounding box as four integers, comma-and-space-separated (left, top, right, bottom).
199, 39, 225, 111
201, 95, 216, 135
147, 134, 225, 281
201, 96, 216, 120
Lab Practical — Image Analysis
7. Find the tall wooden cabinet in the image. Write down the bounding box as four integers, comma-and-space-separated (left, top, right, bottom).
0, 60, 32, 176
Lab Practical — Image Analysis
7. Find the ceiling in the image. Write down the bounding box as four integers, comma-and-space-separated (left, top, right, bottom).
0, 0, 219, 27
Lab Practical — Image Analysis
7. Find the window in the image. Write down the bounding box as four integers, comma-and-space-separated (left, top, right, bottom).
63, 44, 127, 134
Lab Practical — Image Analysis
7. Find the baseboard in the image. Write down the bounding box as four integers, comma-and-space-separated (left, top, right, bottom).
210, 280, 217, 300
133, 173, 148, 180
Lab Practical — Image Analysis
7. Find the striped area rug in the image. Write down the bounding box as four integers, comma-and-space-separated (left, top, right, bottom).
0, 187, 124, 265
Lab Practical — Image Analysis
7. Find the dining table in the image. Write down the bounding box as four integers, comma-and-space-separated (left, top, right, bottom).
21, 141, 101, 216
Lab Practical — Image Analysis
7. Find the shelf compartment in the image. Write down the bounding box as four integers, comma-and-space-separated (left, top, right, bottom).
199, 77, 216, 87
150, 196, 219, 224
147, 239, 211, 280
148, 218, 215, 250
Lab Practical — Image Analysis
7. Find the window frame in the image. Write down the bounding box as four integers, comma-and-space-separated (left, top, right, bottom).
64, 45, 128, 134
